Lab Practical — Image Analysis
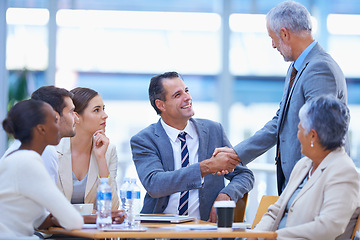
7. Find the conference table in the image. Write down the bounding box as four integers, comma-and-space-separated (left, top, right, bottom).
42, 219, 277, 239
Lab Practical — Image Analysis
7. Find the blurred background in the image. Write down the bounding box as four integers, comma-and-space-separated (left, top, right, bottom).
1, 0, 360, 224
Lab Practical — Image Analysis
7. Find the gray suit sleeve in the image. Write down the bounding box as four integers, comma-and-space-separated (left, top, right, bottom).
220, 164, 255, 202
130, 133, 203, 198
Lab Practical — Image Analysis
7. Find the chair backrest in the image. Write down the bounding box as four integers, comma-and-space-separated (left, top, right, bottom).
251, 195, 279, 229
233, 192, 249, 222
351, 213, 360, 240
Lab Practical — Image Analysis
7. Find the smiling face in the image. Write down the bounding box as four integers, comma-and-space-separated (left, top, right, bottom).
77, 95, 108, 134
58, 96, 78, 138
266, 22, 293, 62
156, 77, 194, 130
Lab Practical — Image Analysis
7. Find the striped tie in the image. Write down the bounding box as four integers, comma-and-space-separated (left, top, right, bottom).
289, 65, 298, 90
178, 132, 189, 215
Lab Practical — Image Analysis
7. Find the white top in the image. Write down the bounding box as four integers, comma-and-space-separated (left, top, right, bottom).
0, 150, 83, 239
160, 119, 201, 219
0, 139, 59, 183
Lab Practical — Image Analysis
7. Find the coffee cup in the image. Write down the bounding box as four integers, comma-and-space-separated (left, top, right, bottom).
72, 203, 94, 215
214, 200, 236, 231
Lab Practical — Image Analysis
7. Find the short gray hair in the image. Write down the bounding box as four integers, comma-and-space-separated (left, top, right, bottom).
266, 1, 312, 37
299, 95, 350, 151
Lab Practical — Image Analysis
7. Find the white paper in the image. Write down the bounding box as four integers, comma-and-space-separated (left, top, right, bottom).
232, 222, 251, 229
82, 224, 97, 229
175, 224, 217, 230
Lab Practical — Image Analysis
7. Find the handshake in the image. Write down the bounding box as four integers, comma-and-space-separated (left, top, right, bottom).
200, 147, 241, 177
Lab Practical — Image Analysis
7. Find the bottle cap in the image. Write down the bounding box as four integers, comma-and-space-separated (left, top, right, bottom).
100, 177, 109, 184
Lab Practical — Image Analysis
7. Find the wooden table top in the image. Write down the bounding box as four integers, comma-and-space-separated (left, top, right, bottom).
43, 219, 277, 239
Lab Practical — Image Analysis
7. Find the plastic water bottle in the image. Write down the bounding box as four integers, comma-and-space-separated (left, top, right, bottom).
119, 177, 131, 210
96, 178, 112, 230
125, 178, 141, 228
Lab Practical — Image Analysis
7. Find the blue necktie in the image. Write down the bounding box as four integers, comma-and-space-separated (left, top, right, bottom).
178, 132, 189, 215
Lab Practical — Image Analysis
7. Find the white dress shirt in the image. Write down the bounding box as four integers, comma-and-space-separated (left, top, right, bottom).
160, 119, 201, 219
0, 139, 59, 183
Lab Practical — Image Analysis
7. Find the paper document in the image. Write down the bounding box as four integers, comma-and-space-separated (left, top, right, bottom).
175, 224, 217, 230
82, 223, 147, 231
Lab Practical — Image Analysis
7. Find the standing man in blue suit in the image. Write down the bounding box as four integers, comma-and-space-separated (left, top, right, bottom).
130, 72, 254, 222
215, 1, 347, 194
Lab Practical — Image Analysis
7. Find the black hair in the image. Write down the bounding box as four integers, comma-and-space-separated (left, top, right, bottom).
2, 99, 47, 144
149, 71, 180, 115
31, 85, 73, 116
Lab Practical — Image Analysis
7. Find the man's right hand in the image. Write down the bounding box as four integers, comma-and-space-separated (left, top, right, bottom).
212, 147, 242, 175
213, 147, 239, 159
200, 149, 241, 177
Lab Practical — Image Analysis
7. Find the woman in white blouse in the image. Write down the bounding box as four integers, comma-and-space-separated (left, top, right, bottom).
0, 99, 83, 239
56, 87, 119, 210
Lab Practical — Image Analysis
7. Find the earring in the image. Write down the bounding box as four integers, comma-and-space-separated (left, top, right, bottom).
310, 141, 314, 148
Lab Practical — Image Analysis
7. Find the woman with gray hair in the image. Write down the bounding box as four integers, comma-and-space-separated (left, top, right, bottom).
248, 95, 359, 240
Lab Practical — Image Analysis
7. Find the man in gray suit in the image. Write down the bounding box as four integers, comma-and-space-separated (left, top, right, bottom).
215, 1, 347, 194
130, 72, 254, 222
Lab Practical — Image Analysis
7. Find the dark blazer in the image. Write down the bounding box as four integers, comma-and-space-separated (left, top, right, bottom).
130, 118, 254, 220
233, 43, 347, 193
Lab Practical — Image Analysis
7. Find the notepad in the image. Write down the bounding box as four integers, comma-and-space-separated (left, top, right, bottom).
82, 224, 147, 231
175, 224, 217, 230
136, 214, 196, 223
103, 225, 147, 232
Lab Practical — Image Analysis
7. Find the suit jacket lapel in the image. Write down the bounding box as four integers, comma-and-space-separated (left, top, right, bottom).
292, 150, 335, 204
279, 63, 307, 131
189, 118, 209, 209
285, 64, 305, 106
287, 159, 312, 196
191, 118, 209, 162
283, 44, 321, 108
155, 118, 208, 171
278, 43, 321, 132
285, 43, 322, 109
277, 65, 293, 130
155, 119, 175, 171
272, 159, 312, 228
57, 138, 73, 201
85, 146, 98, 198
